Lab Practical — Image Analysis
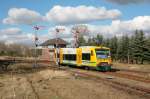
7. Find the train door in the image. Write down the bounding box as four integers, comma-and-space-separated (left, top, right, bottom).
76, 48, 82, 66
59, 48, 63, 64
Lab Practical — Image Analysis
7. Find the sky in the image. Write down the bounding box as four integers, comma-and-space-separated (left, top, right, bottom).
0, 0, 150, 45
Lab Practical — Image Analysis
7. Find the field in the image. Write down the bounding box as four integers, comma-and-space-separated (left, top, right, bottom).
112, 62, 150, 72
0, 62, 150, 99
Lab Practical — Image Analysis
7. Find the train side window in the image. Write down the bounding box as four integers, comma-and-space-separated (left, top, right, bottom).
82, 53, 90, 60
63, 54, 76, 61
69, 55, 72, 60
64, 54, 69, 60
63, 54, 66, 60
70, 54, 76, 61
73, 54, 76, 60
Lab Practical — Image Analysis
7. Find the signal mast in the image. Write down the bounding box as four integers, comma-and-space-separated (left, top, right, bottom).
55, 27, 65, 66
33, 25, 45, 67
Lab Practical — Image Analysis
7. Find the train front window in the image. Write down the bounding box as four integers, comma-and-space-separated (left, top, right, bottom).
95, 49, 110, 59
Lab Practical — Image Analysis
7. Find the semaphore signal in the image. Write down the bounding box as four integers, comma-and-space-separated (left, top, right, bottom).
32, 25, 46, 67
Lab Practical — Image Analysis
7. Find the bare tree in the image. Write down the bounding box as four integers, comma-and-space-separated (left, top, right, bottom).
71, 24, 89, 47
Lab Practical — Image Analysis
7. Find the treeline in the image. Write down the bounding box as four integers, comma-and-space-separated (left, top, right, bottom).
0, 42, 42, 57
78, 30, 150, 64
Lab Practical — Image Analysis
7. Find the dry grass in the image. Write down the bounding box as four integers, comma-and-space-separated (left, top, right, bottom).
112, 62, 150, 72
0, 63, 149, 99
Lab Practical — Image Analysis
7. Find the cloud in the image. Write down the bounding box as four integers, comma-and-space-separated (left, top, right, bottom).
106, 0, 150, 5
5, 33, 50, 45
0, 27, 34, 45
0, 33, 33, 45
46, 5, 121, 24
88, 16, 150, 37
3, 8, 45, 25
0, 28, 22, 35
3, 6, 121, 25
0, 27, 50, 45
3, 14, 150, 45
48, 26, 73, 39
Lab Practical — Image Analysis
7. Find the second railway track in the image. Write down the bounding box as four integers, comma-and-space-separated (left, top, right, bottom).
48, 65, 150, 98
103, 71, 150, 83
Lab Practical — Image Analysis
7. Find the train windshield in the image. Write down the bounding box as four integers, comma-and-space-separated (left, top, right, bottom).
95, 49, 110, 59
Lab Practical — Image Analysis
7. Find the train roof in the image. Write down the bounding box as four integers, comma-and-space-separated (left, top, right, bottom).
60, 46, 110, 50
79, 46, 110, 49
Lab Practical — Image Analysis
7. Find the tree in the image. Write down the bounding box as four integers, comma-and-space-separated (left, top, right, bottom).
103, 38, 110, 47
128, 36, 135, 64
0, 42, 7, 55
0, 42, 33, 57
87, 37, 93, 46
78, 35, 86, 46
71, 25, 89, 47
95, 34, 103, 45
132, 30, 146, 64
144, 36, 150, 63
117, 35, 130, 63
109, 36, 118, 61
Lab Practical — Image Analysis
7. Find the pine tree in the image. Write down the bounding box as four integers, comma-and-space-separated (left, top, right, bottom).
103, 38, 110, 47
132, 30, 146, 64
143, 35, 150, 63
128, 36, 135, 64
95, 34, 103, 45
109, 36, 118, 61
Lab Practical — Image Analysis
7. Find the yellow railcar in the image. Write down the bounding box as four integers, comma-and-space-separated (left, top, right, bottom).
55, 46, 112, 71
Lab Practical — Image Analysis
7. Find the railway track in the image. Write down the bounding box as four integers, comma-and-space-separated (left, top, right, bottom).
1, 61, 150, 98
0, 58, 51, 71
74, 70, 150, 95
103, 71, 150, 83
118, 69, 150, 74
48, 65, 150, 98
58, 65, 150, 84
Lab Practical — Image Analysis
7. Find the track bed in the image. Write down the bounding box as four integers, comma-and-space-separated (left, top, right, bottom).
0, 62, 150, 99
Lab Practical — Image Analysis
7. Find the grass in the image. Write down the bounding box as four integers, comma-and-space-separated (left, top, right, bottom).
112, 62, 150, 72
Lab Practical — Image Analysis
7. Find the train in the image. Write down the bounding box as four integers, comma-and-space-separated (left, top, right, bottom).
55, 46, 112, 71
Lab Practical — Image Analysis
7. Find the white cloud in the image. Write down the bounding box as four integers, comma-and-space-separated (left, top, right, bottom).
47, 16, 150, 39
46, 5, 121, 24
3, 6, 121, 25
0, 27, 22, 35
3, 8, 45, 25
0, 27, 33, 44
48, 25, 76, 43
106, 0, 150, 5
88, 16, 150, 37
0, 27, 50, 45
0, 33, 34, 45
48, 26, 72, 38
3, 15, 149, 45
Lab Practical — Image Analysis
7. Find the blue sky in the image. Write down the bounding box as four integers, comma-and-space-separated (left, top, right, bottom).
0, 0, 150, 44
